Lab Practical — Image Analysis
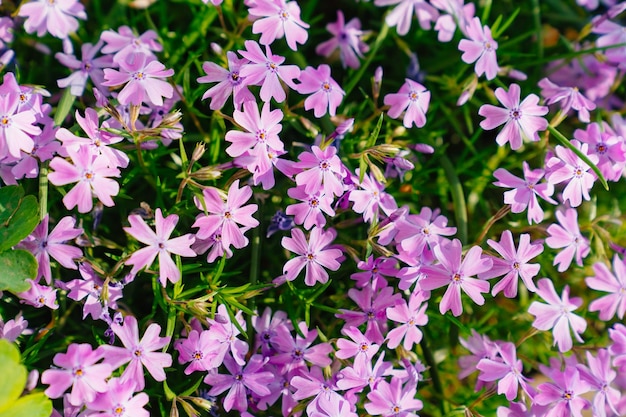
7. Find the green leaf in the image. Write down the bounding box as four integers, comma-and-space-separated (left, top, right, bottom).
0, 250, 38, 293
0, 186, 39, 253
53, 87, 76, 127
0, 340, 26, 412
365, 113, 384, 149
0, 393, 52, 417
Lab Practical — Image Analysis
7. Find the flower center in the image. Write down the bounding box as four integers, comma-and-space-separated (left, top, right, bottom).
73, 367, 84, 377
193, 350, 203, 360
267, 62, 278, 72
322, 82, 331, 92
306, 252, 316, 261
409, 91, 419, 101
113, 405, 125, 416
562, 390, 573, 401
512, 261, 520, 270
0, 116, 10, 127
84, 171, 94, 181
134, 349, 143, 357
279, 9, 290, 20
596, 143, 607, 154
319, 160, 330, 171
256, 130, 266, 142
309, 198, 319, 208
224, 211, 232, 219
484, 41, 494, 51
359, 342, 369, 352
452, 273, 462, 282
510, 108, 521, 120
133, 72, 145, 80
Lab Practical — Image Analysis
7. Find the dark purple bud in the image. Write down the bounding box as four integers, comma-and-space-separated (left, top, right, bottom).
266, 210, 295, 238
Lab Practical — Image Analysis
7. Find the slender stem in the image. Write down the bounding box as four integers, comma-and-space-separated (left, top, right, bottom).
420, 333, 447, 415
38, 161, 49, 221
440, 155, 468, 244
247, 207, 261, 342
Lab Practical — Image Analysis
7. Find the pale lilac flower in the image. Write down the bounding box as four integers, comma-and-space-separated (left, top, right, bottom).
546, 208, 590, 272
99, 315, 172, 391
204, 354, 273, 412
335, 326, 380, 367
395, 206, 456, 258
310, 394, 358, 417
364, 377, 423, 417
384, 78, 430, 128
238, 40, 300, 103
295, 64, 345, 117
174, 329, 218, 374
19, 0, 87, 39
63, 263, 123, 321
480, 230, 543, 297
197, 51, 254, 110
124, 208, 196, 286
477, 342, 535, 401
100, 26, 162, 63
192, 228, 233, 263
56, 40, 113, 97
41, 343, 111, 406
16, 279, 58, 309
431, 0, 475, 42
248, 0, 309, 51
18, 215, 83, 284
351, 256, 398, 290
535, 366, 591, 417
349, 169, 398, 223
205, 304, 249, 367
493, 162, 557, 224
294, 145, 346, 198
290, 366, 341, 415
286, 185, 335, 230
458, 17, 499, 80
102, 52, 174, 107
86, 378, 149, 417
192, 180, 259, 250
315, 10, 369, 69
281, 226, 342, 286
478, 83, 548, 150
538, 77, 596, 123
574, 122, 626, 182
458, 330, 498, 388
270, 321, 332, 372
594, 18, 626, 69
545, 140, 598, 207
576, 349, 621, 417
11, 121, 60, 181
0, 89, 41, 159
586, 254, 626, 320
385, 290, 428, 350
374, 0, 439, 35
251, 306, 292, 356
528, 278, 586, 352
420, 239, 492, 316
0, 314, 31, 342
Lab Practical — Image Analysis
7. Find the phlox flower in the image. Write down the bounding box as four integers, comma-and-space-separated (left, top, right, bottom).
585, 254, 626, 320
99, 315, 172, 391
316, 10, 369, 69
19, 0, 87, 39
395, 206, 456, 258
535, 366, 591, 417
385, 290, 429, 350
374, 0, 439, 35
281, 226, 342, 286
476, 342, 535, 401
538, 77, 596, 123
124, 208, 196, 286
480, 230, 543, 298
493, 162, 557, 224
270, 321, 333, 373
291, 366, 342, 415
458, 17, 499, 80
458, 330, 499, 390
63, 263, 123, 321
251, 306, 292, 356
576, 349, 621, 417
238, 40, 300, 103
294, 145, 346, 198
102, 52, 174, 107
56, 40, 113, 97
0, 88, 41, 160
205, 304, 249, 367
431, 0, 475, 42
335, 326, 380, 368
545, 140, 598, 207
248, 0, 309, 51
197, 51, 254, 110
41, 343, 111, 406
478, 83, 548, 150
528, 278, 586, 352
16, 279, 58, 309
364, 377, 423, 417
337, 351, 393, 394
310, 395, 358, 417
573, 122, 626, 182
594, 18, 626, 69
285, 185, 335, 230
12, 121, 60, 181
192, 180, 259, 250
295, 64, 345, 118
86, 378, 150, 417
384, 78, 430, 128
192, 228, 234, 263
545, 208, 590, 272
348, 169, 398, 223
351, 255, 398, 290
175, 329, 218, 374
420, 239, 492, 316
0, 314, 30, 342
100, 26, 162, 64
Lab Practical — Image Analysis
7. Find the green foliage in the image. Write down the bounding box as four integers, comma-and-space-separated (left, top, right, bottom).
0, 250, 38, 293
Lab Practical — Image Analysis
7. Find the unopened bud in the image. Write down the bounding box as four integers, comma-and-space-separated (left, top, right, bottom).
187, 396, 217, 413
191, 166, 222, 181
190, 143, 206, 165
129, 104, 141, 132
372, 66, 383, 100
159, 109, 183, 128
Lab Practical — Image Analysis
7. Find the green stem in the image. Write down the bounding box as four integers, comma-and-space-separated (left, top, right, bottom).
39, 161, 48, 221
440, 155, 468, 244
247, 207, 261, 342
420, 333, 447, 416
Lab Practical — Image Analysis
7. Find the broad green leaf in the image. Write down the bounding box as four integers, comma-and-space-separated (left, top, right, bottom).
0, 250, 38, 293
0, 186, 39, 253
53, 87, 75, 127
0, 340, 26, 413
0, 393, 52, 417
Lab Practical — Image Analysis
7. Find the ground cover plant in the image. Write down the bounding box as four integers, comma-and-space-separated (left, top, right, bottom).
0, 0, 626, 416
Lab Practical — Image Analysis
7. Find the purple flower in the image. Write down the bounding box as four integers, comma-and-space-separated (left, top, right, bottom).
545, 140, 598, 207
349, 170, 398, 223
281, 226, 342, 286
103, 52, 174, 107
100, 26, 162, 64
174, 329, 218, 374
238, 40, 300, 103
316, 10, 369, 69
56, 40, 113, 97
576, 349, 621, 417
545, 208, 590, 272
63, 263, 123, 321
0, 87, 41, 159
86, 378, 149, 417
41, 343, 111, 406
535, 366, 591, 417
477, 342, 535, 401
286, 185, 335, 230
478, 83, 548, 150
458, 17, 499, 80
573, 122, 626, 182
351, 255, 398, 290
395, 206, 456, 259
385, 290, 429, 350
205, 304, 249, 367
124, 208, 196, 286
248, 0, 310, 51
431, 0, 475, 42
420, 239, 492, 316
480, 230, 543, 297
335, 326, 380, 367
294, 145, 346, 198
16, 279, 58, 309
539, 77, 596, 123
374, 0, 439, 36
270, 321, 332, 373
295, 64, 345, 117
586, 254, 626, 320
310, 394, 358, 417
364, 377, 423, 417
19, 0, 87, 39
493, 162, 557, 224
528, 278, 586, 352
384, 78, 430, 128
99, 315, 172, 391
197, 51, 254, 110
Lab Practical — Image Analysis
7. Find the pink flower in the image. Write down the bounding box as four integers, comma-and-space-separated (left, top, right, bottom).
294, 145, 346, 198
48, 144, 120, 213
41, 343, 111, 406
493, 162, 556, 224
528, 278, 586, 352
335, 326, 380, 367
100, 26, 162, 64
19, 0, 87, 39
586, 254, 626, 320
384, 78, 430, 128
431, 0, 475, 42
478, 83, 548, 150
539, 77, 596, 123
281, 226, 342, 286
385, 290, 429, 350
285, 185, 335, 230
374, 0, 439, 35
535, 366, 591, 417
348, 169, 398, 223
174, 329, 218, 374
480, 230, 543, 297
573, 122, 626, 182
545, 208, 590, 272
295, 64, 345, 117
16, 279, 58, 309
576, 349, 621, 417
197, 51, 254, 110
248, 0, 310, 51
315, 10, 369, 69
99, 315, 172, 391
55, 40, 113, 97
351, 256, 398, 290
458, 17, 499, 80
545, 140, 598, 207
420, 239, 492, 316
477, 342, 535, 401
238, 40, 300, 103
86, 378, 150, 417
270, 321, 332, 372
102, 52, 174, 106
124, 208, 196, 286
364, 377, 423, 417
192, 180, 259, 250
0, 88, 41, 159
